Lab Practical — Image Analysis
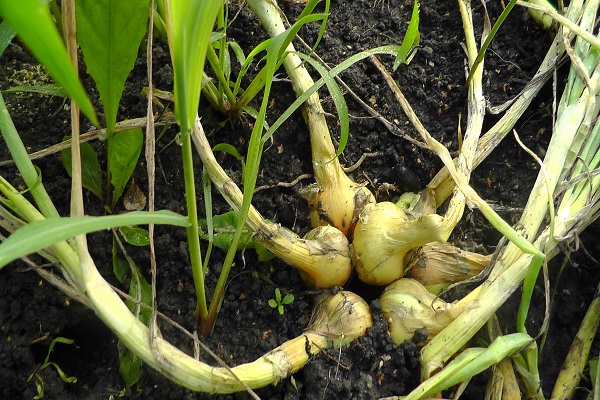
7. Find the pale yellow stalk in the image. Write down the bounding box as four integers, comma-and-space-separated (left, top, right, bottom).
245, 0, 375, 236
191, 117, 352, 288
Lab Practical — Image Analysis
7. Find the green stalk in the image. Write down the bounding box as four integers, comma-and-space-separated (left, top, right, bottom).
0, 93, 59, 219
206, 44, 236, 109
181, 128, 208, 322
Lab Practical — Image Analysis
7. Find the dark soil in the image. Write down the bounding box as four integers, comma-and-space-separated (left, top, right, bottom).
1, 1, 599, 399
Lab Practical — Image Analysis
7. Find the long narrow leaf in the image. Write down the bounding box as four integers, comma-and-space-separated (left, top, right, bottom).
297, 55, 349, 157
170, 0, 221, 133
262, 45, 403, 144
0, 0, 98, 125
0, 211, 189, 269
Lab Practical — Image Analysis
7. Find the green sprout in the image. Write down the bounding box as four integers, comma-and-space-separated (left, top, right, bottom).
27, 337, 78, 399
268, 288, 294, 315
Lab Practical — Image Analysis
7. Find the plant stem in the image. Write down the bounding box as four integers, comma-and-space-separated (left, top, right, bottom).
246, 0, 374, 235
0, 93, 59, 219
191, 117, 352, 289
206, 44, 236, 109
181, 128, 208, 322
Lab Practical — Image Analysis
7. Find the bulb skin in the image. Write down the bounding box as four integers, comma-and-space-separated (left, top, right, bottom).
352, 202, 447, 286
380, 278, 470, 345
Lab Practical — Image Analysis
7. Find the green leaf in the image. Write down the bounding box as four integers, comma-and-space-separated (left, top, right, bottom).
213, 143, 243, 161
263, 45, 404, 144
46, 362, 77, 384
76, 0, 150, 136
109, 128, 143, 208
198, 211, 274, 261
0, 21, 16, 57
591, 357, 599, 383
2, 83, 67, 97
465, 0, 515, 86
0, 211, 189, 269
268, 299, 278, 309
0, 0, 98, 125
119, 225, 150, 247
112, 238, 129, 283
125, 258, 152, 324
395, 0, 420, 69
282, 293, 294, 305
43, 337, 74, 366
118, 341, 143, 388
40, 337, 77, 384
61, 139, 103, 200
169, 0, 221, 133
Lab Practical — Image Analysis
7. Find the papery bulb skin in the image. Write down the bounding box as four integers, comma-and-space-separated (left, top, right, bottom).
352, 202, 447, 286
301, 179, 375, 238
405, 242, 490, 295
380, 278, 472, 345
308, 291, 373, 345
279, 225, 352, 289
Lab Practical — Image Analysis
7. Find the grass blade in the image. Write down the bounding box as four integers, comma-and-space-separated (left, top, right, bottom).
0, 211, 189, 269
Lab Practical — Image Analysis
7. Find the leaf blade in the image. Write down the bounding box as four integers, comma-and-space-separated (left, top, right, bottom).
76, 0, 150, 135
0, 0, 98, 125
109, 127, 144, 208
0, 211, 189, 268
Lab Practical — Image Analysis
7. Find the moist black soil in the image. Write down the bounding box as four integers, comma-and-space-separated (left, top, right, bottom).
1, 1, 599, 399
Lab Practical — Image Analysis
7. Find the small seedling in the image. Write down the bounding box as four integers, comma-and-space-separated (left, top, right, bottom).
268, 288, 294, 315
27, 337, 77, 399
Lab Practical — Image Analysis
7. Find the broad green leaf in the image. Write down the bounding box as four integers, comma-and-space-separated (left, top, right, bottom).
119, 225, 150, 247
213, 143, 243, 161
2, 83, 67, 97
76, 0, 150, 136
61, 139, 103, 200
109, 128, 143, 208
118, 341, 143, 388
126, 258, 152, 325
169, 0, 221, 133
0, 211, 189, 269
281, 293, 294, 305
198, 211, 274, 262
0, 0, 98, 125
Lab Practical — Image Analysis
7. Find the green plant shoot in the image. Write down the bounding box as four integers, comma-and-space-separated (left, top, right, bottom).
268, 288, 294, 315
